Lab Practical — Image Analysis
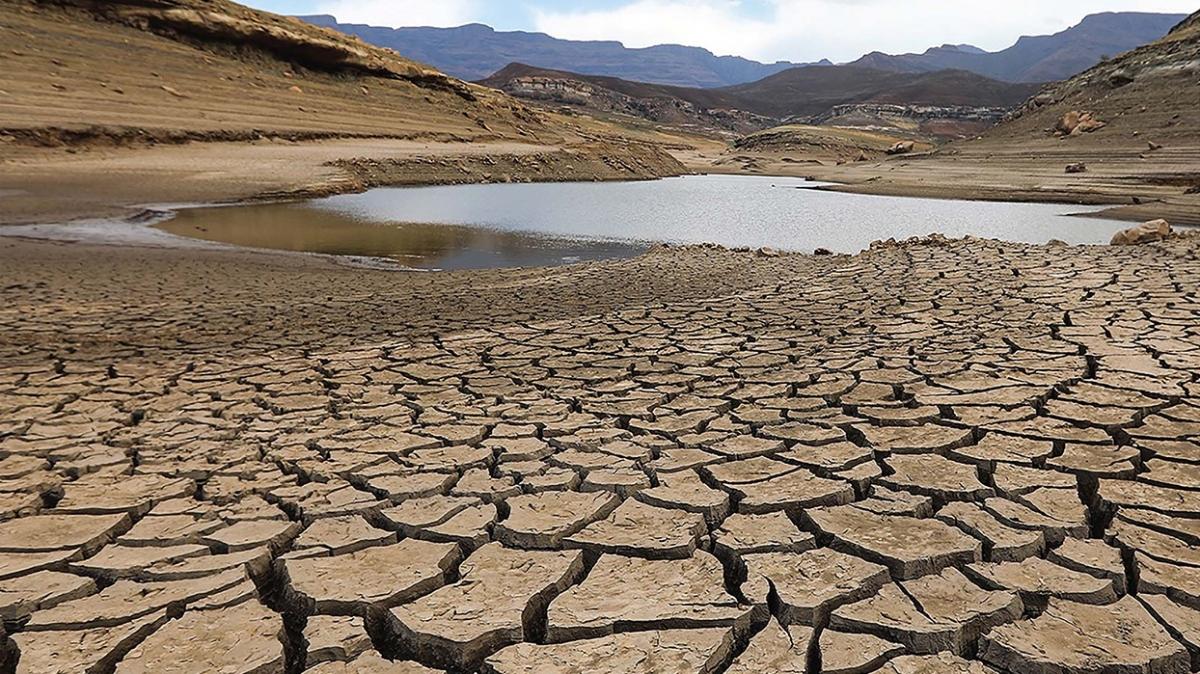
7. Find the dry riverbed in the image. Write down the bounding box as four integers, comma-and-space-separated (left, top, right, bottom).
3, 229, 1200, 672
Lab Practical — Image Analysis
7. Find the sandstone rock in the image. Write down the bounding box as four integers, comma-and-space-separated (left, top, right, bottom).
1111, 219, 1173, 246
1056, 110, 1106, 136
887, 141, 916, 155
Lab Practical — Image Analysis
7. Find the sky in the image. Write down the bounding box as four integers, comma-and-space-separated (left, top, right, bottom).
245, 0, 1197, 63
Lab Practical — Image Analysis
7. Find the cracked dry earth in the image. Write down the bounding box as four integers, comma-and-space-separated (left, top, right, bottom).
4, 235, 1200, 674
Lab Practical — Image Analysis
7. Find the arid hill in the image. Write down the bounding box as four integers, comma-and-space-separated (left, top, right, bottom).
0, 0, 688, 223
719, 66, 1040, 119
481, 63, 1039, 136
773, 10, 1200, 225
851, 12, 1187, 83
1, 0, 544, 142
479, 63, 767, 135
985, 10, 1200, 153
299, 17, 822, 87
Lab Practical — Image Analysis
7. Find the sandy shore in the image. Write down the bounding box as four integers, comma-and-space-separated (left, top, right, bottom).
678, 142, 1200, 226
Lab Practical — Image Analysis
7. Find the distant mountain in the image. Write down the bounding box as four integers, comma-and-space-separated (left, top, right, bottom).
850, 12, 1187, 82
483, 62, 1039, 125
719, 66, 1040, 119
297, 17, 827, 88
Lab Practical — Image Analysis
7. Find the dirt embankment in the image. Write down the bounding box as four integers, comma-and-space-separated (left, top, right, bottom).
329, 143, 686, 191
0, 0, 691, 224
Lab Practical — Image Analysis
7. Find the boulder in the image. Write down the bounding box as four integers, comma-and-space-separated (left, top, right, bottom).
1064, 163, 1087, 174
886, 141, 915, 155
1056, 111, 1106, 136
1111, 219, 1172, 246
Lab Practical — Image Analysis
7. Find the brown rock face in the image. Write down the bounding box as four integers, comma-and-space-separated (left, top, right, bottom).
1111, 219, 1173, 246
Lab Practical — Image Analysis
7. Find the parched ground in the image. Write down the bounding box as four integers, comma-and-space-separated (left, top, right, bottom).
3, 234, 1200, 673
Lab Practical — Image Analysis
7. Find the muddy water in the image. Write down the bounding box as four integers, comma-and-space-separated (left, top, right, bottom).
158, 175, 1132, 269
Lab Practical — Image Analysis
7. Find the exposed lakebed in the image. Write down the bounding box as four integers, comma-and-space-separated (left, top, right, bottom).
158, 174, 1132, 269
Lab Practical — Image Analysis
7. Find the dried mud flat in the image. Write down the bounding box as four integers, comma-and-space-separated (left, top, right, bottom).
5, 232, 1200, 674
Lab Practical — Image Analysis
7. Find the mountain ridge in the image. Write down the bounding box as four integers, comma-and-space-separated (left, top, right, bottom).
849, 11, 1187, 82
298, 16, 824, 88
301, 11, 1185, 88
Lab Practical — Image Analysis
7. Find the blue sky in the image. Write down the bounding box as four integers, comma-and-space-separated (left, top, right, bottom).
245, 0, 1197, 63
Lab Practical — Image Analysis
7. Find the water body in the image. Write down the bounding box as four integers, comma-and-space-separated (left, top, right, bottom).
158, 175, 1130, 270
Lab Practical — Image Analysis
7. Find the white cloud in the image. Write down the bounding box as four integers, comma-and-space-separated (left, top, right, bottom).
316, 0, 478, 28
532, 0, 1198, 63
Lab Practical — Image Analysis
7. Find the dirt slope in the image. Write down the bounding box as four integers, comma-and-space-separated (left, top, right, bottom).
0, 0, 560, 142
0, 0, 688, 224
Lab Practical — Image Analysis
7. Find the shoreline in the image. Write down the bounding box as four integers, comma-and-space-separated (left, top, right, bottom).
0, 172, 1171, 273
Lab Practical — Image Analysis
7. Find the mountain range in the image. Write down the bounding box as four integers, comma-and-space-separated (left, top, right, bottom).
300, 12, 1186, 88
297, 18, 820, 88
848, 12, 1187, 83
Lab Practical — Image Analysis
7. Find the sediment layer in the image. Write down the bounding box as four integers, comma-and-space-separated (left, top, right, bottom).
3, 233, 1200, 671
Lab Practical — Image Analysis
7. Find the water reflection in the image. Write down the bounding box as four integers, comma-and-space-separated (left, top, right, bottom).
159, 202, 646, 270
158, 175, 1131, 269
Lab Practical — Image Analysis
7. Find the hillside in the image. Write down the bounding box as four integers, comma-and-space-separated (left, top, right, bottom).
482, 63, 1038, 134
0, 0, 688, 224
0, 0, 545, 141
298, 17, 823, 88
718, 66, 1039, 119
789, 11, 1200, 225
479, 63, 766, 135
977, 9, 1200, 153
851, 12, 1186, 83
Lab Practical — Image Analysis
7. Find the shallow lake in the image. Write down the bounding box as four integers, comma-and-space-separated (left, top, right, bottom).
158, 174, 1131, 269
